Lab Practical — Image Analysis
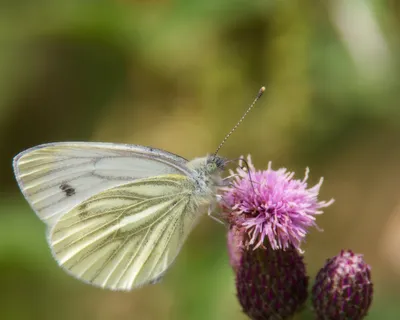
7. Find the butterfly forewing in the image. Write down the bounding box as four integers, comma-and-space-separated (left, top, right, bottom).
49, 174, 199, 291
13, 142, 190, 226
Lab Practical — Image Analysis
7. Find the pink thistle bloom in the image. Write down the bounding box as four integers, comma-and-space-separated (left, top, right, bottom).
222, 155, 334, 251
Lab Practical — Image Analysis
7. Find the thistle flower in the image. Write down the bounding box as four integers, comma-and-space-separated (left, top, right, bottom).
227, 227, 309, 320
227, 225, 244, 272
222, 155, 333, 251
312, 250, 373, 320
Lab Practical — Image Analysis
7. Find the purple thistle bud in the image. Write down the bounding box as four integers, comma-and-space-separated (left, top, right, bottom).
312, 250, 373, 320
227, 227, 309, 320
222, 155, 333, 251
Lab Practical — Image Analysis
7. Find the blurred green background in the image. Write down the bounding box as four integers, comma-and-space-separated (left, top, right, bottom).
1, 0, 400, 319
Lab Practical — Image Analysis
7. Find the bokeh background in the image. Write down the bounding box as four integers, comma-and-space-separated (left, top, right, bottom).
1, 0, 400, 319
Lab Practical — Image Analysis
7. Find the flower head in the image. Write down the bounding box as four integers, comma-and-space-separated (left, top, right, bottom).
227, 226, 244, 272
222, 155, 333, 251
312, 250, 373, 319
227, 227, 309, 319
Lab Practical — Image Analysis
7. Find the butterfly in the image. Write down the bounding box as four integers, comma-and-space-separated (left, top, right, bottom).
12, 87, 265, 291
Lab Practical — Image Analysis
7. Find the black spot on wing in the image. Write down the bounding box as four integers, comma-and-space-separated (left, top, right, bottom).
60, 183, 75, 197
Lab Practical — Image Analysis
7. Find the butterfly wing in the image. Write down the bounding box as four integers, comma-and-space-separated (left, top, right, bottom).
49, 174, 199, 291
13, 142, 190, 226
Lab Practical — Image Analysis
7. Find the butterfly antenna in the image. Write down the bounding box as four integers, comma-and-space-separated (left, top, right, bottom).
214, 86, 266, 156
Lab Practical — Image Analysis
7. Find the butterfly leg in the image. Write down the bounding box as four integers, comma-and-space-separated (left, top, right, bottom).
216, 194, 230, 207
207, 202, 225, 225
222, 173, 239, 181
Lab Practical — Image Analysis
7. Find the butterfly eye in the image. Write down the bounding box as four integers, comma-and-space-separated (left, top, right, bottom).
207, 162, 217, 172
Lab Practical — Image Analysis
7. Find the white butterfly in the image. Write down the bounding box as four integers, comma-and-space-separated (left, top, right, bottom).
13, 87, 265, 291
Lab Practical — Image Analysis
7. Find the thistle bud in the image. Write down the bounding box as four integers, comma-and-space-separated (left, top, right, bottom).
227, 228, 308, 320
312, 250, 373, 319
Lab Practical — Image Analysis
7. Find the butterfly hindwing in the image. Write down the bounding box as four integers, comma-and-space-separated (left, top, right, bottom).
13, 142, 190, 226
49, 174, 199, 291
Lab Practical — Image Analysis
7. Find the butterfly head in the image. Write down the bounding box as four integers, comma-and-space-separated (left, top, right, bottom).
206, 155, 227, 173
187, 155, 227, 183
187, 155, 227, 205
